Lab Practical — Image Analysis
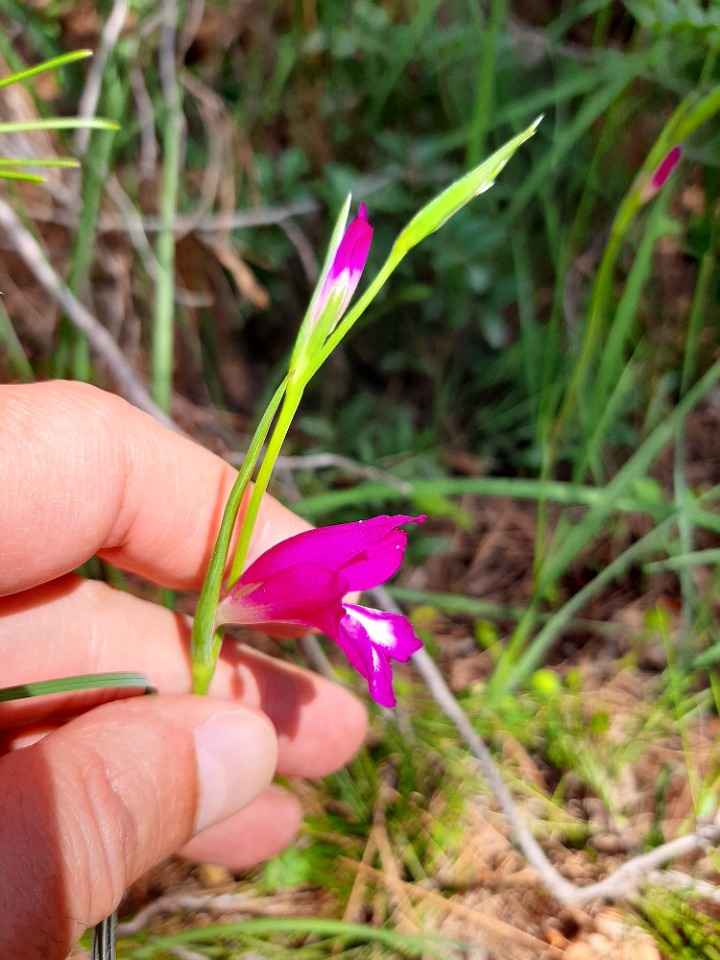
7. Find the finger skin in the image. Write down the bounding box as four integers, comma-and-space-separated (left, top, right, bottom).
0, 381, 310, 596
0, 696, 277, 960
178, 786, 303, 867
0, 380, 370, 958
0, 575, 368, 778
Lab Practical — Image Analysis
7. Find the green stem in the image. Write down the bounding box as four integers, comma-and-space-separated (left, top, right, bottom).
69, 67, 125, 380
152, 0, 183, 412
191, 377, 289, 694
465, 0, 507, 169
229, 383, 305, 585
552, 83, 720, 455
552, 183, 636, 448
0, 299, 34, 381
673, 200, 719, 663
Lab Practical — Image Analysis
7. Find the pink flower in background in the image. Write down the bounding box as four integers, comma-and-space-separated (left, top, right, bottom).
312, 203, 373, 325
217, 514, 424, 707
641, 145, 682, 203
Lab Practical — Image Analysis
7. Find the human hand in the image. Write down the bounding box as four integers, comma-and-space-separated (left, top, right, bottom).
0, 381, 368, 960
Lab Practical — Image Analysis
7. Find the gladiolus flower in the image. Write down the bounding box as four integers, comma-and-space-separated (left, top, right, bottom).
640, 145, 682, 203
311, 203, 373, 326
216, 514, 424, 707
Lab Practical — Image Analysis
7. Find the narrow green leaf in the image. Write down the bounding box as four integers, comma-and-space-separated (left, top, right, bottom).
395, 115, 543, 254
0, 118, 119, 133
0, 157, 80, 168
0, 50, 92, 92
0, 299, 34, 382
0, 672, 156, 701
0, 171, 45, 183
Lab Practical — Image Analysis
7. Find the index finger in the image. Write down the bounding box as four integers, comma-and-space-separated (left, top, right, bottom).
0, 381, 309, 595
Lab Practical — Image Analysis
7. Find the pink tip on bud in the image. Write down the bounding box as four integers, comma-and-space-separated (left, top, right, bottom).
641, 145, 682, 203
313, 203, 373, 325
330, 203, 372, 278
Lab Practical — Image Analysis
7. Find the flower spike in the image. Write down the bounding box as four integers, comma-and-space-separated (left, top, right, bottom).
217, 514, 424, 707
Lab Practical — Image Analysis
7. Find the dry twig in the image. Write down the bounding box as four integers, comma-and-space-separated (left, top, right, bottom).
25, 198, 320, 234
74, 0, 130, 157
130, 67, 158, 181
228, 450, 413, 495
0, 196, 177, 431
117, 890, 296, 935
646, 869, 720, 902
169, 948, 206, 960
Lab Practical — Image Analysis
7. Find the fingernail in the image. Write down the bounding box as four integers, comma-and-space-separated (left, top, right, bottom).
194, 710, 277, 833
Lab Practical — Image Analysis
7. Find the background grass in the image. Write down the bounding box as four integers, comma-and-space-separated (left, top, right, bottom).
3, 0, 720, 956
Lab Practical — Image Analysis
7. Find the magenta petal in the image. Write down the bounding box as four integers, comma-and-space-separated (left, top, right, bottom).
649, 145, 682, 192
217, 513, 425, 708
326, 202, 373, 284
334, 604, 423, 708
340, 529, 410, 590
217, 563, 348, 637
641, 145, 682, 203
242, 515, 424, 589
342, 604, 423, 661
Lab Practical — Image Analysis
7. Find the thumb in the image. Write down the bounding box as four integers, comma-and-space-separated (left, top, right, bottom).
0, 695, 277, 960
